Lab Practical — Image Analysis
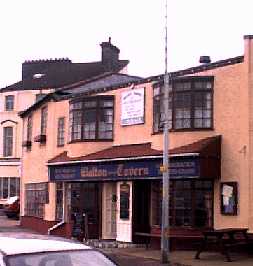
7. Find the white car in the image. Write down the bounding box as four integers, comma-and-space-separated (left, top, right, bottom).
0, 235, 117, 266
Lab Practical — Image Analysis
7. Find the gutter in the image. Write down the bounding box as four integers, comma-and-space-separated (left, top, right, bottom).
48, 183, 66, 235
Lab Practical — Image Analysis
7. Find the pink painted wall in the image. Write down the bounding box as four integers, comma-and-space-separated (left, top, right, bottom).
21, 36, 253, 232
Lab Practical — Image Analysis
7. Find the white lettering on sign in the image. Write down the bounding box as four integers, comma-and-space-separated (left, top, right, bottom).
121, 87, 145, 126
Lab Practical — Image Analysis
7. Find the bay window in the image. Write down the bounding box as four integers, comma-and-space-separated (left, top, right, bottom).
153, 76, 213, 132
69, 96, 114, 141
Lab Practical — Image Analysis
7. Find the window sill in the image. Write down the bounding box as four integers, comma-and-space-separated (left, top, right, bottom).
57, 144, 65, 147
68, 139, 113, 144
34, 134, 46, 144
152, 127, 214, 135
22, 140, 32, 148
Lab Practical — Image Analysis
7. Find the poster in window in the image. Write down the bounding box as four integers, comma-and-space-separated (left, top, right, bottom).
220, 182, 238, 215
120, 183, 130, 219
121, 87, 145, 126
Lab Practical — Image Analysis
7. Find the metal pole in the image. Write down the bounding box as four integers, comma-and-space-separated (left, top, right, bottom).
161, 0, 170, 264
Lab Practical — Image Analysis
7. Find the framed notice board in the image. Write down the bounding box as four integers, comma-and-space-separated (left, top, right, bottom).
120, 183, 130, 220
220, 182, 238, 215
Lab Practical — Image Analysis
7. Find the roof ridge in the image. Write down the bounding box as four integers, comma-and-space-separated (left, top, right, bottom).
23, 58, 71, 63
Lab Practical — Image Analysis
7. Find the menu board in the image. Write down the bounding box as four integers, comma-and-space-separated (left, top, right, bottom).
220, 182, 238, 215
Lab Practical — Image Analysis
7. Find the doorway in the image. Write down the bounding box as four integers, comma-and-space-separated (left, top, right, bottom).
132, 180, 151, 242
71, 183, 101, 239
103, 183, 117, 239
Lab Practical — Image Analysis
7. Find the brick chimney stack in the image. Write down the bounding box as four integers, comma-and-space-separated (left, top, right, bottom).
244, 35, 253, 73
100, 37, 120, 72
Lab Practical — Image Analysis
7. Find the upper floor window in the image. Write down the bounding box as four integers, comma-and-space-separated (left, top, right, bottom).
41, 106, 48, 135
3, 127, 13, 157
57, 117, 65, 146
69, 96, 114, 141
153, 77, 213, 132
27, 115, 32, 141
5, 95, 14, 111
35, 93, 46, 102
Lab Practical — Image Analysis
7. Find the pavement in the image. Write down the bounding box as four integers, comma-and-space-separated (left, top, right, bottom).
102, 247, 253, 266
0, 209, 35, 233
2, 211, 253, 265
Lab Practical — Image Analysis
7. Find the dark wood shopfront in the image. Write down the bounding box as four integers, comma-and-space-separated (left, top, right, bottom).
48, 135, 221, 244
130, 136, 221, 249
71, 182, 101, 239
132, 180, 151, 242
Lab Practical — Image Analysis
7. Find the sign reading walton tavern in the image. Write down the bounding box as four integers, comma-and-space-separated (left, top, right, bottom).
121, 87, 145, 126
49, 158, 200, 181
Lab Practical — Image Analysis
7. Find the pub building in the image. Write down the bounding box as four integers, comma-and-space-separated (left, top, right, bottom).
20, 35, 253, 249
48, 136, 220, 247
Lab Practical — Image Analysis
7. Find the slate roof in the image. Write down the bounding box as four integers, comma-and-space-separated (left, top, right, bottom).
60, 73, 142, 95
48, 135, 221, 164
47, 55, 245, 98
19, 72, 143, 118
1, 60, 129, 92
18, 54, 244, 119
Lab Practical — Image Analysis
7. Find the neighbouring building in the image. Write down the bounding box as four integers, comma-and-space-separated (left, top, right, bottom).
0, 39, 129, 207
19, 35, 253, 249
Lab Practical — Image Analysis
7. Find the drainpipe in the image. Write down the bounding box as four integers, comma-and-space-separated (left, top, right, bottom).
48, 183, 66, 235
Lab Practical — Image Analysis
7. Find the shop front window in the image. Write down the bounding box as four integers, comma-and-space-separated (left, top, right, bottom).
152, 180, 213, 228
25, 183, 48, 218
56, 183, 64, 221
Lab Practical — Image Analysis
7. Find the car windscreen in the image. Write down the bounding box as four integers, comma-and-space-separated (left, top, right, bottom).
6, 250, 117, 266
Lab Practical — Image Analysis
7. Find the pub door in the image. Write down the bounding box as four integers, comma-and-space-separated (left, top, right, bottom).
132, 180, 151, 242
103, 182, 117, 239
71, 183, 101, 239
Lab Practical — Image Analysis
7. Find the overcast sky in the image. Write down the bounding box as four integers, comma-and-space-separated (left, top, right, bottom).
0, 0, 252, 88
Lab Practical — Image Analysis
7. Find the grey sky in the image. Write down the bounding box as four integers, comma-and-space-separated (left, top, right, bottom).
0, 0, 252, 88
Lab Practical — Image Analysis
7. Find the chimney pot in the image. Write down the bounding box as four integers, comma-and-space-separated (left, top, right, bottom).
199, 56, 211, 64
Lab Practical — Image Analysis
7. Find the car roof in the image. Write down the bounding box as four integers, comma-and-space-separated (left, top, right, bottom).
0, 236, 91, 255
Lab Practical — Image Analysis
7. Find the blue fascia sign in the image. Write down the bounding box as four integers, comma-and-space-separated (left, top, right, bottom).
49, 157, 200, 182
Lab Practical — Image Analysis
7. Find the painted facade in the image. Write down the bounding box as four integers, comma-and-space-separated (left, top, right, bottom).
0, 89, 51, 206
19, 36, 253, 247
0, 38, 129, 208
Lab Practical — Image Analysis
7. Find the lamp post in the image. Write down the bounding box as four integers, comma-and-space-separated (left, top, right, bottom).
161, 0, 171, 264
